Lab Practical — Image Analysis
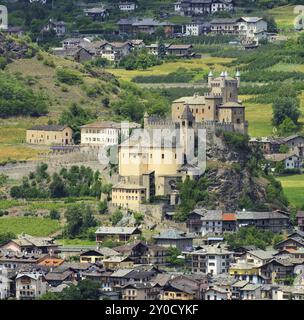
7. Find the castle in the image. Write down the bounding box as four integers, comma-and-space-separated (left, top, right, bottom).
111, 71, 248, 211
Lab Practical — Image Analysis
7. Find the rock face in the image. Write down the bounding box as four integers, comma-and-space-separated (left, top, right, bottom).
0, 33, 35, 60
205, 167, 268, 211
203, 132, 270, 211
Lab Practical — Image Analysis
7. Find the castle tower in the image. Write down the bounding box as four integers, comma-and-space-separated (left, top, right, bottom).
144, 111, 149, 128
179, 105, 195, 164
236, 70, 241, 88
208, 71, 214, 88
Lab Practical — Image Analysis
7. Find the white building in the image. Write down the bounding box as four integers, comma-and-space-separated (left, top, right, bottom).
15, 272, 47, 300
237, 17, 267, 44
118, 2, 137, 12
204, 286, 230, 300
183, 23, 210, 36
80, 121, 140, 149
211, 0, 234, 13
189, 245, 233, 275
0, 268, 11, 300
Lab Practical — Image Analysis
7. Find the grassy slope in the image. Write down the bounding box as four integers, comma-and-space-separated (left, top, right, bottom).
277, 175, 304, 208
268, 5, 297, 31
108, 57, 234, 81
0, 52, 120, 162
0, 217, 60, 236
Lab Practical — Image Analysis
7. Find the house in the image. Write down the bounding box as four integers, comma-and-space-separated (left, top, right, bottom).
122, 282, 161, 300
259, 258, 303, 285
188, 244, 233, 275
26, 125, 73, 146
183, 22, 211, 36
0, 268, 13, 299
297, 211, 304, 231
222, 213, 237, 233
0, 252, 48, 270
45, 269, 75, 287
153, 229, 194, 251
187, 208, 223, 236
114, 241, 169, 265
249, 137, 282, 154
160, 282, 195, 300
111, 182, 148, 211
229, 261, 262, 284
236, 210, 291, 233
43, 19, 66, 37
98, 41, 133, 61
118, 2, 137, 12
175, 0, 234, 16
210, 18, 239, 35
38, 256, 64, 268
79, 248, 120, 264
15, 272, 47, 300
80, 121, 140, 149
84, 7, 109, 21
95, 227, 142, 243
0, 234, 58, 254
237, 17, 267, 45
117, 18, 175, 36
265, 153, 302, 171
274, 237, 304, 252
229, 250, 277, 284
240, 283, 262, 300
231, 280, 249, 300
102, 256, 134, 270
166, 44, 193, 57
282, 135, 304, 156
204, 285, 230, 300
169, 274, 209, 299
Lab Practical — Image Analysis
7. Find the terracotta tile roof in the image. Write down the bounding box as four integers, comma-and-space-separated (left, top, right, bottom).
222, 213, 236, 221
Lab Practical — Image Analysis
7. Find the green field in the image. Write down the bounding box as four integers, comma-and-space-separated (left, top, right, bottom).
56, 239, 96, 246
108, 57, 234, 82
277, 175, 304, 208
268, 5, 297, 30
0, 217, 61, 236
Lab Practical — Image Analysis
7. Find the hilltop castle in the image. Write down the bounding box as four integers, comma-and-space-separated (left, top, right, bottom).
111, 71, 248, 211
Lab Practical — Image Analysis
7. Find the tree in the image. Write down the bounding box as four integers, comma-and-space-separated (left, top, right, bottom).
167, 247, 185, 267
64, 205, 97, 239
0, 232, 16, 246
49, 209, 60, 220
278, 117, 298, 136
98, 200, 108, 214
49, 173, 67, 198
272, 86, 301, 127
157, 37, 166, 59
111, 209, 123, 226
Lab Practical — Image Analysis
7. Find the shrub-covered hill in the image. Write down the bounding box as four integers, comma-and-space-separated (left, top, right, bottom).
0, 32, 169, 121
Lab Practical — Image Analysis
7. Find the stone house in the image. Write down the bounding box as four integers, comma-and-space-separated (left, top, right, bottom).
265, 153, 302, 171
153, 229, 194, 251
26, 125, 73, 146
187, 244, 233, 275
297, 211, 304, 231
122, 282, 161, 300
15, 272, 47, 300
236, 210, 291, 233
95, 227, 142, 243
114, 241, 169, 266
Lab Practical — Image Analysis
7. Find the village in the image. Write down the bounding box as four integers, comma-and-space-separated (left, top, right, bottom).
1, 0, 304, 303
0, 69, 303, 301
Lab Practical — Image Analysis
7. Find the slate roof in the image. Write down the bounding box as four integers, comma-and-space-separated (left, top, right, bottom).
153, 229, 194, 240
95, 227, 141, 235
28, 125, 69, 132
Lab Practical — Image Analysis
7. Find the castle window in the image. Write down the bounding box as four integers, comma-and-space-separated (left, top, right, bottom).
162, 154, 165, 159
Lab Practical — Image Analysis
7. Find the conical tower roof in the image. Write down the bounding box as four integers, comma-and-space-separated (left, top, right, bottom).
181, 105, 194, 122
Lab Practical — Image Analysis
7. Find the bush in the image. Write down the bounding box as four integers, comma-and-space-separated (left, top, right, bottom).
56, 67, 83, 85
49, 209, 60, 220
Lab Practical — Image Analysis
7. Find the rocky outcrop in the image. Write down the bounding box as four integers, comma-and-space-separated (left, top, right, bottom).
205, 167, 268, 211
0, 33, 35, 60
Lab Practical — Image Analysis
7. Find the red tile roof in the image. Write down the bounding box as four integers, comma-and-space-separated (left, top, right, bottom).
222, 213, 236, 221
